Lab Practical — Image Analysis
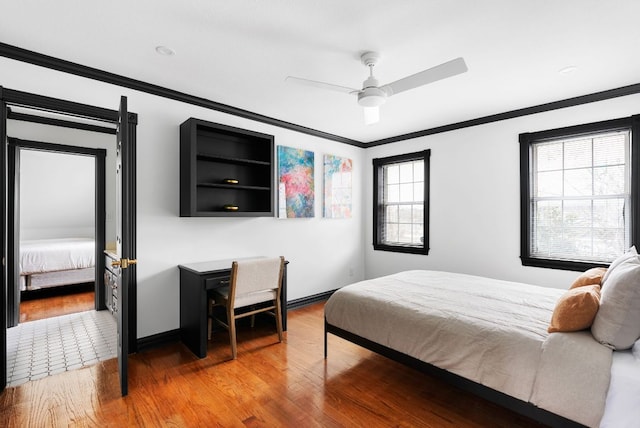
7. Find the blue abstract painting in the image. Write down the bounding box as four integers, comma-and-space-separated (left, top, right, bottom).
277, 146, 314, 218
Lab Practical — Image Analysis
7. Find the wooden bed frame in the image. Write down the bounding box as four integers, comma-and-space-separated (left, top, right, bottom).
324, 319, 586, 428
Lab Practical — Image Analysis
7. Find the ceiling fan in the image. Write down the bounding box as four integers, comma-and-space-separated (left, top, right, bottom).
286, 52, 468, 125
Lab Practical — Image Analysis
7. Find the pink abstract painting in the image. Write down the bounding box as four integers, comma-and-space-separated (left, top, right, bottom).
323, 154, 352, 218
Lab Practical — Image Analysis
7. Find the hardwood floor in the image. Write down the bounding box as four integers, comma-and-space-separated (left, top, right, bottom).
1, 303, 546, 427
20, 284, 95, 322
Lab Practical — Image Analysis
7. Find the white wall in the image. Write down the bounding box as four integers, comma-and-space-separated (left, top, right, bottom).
0, 57, 365, 339
364, 93, 640, 289
18, 150, 95, 240
7, 120, 117, 244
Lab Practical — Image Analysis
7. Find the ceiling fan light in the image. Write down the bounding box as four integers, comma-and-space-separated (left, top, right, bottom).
364, 107, 379, 125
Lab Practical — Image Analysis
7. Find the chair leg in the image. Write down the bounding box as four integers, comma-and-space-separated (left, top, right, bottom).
275, 299, 283, 342
228, 307, 238, 359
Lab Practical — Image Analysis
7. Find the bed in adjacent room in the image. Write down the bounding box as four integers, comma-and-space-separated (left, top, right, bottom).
19, 237, 96, 291
324, 253, 640, 428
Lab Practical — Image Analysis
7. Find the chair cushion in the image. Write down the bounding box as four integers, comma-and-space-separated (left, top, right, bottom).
234, 257, 283, 295
214, 286, 277, 309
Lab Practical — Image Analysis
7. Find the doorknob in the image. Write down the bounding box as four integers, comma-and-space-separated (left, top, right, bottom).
111, 258, 138, 269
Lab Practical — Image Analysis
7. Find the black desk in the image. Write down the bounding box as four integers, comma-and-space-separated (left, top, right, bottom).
178, 258, 288, 358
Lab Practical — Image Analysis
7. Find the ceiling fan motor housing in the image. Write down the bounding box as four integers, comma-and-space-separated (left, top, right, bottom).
358, 75, 387, 107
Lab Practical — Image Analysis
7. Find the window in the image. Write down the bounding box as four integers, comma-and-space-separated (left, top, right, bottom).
520, 116, 640, 270
373, 150, 430, 254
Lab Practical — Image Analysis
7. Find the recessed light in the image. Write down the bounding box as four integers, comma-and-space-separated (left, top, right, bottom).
155, 46, 175, 56
559, 65, 577, 74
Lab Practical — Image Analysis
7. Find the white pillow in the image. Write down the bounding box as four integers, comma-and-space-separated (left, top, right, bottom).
601, 246, 637, 285
591, 253, 640, 350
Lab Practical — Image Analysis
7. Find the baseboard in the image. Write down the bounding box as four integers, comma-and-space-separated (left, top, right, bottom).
287, 290, 336, 310
136, 329, 181, 353
135, 290, 338, 351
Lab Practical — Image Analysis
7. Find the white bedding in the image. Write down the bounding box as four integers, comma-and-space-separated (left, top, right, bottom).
600, 340, 640, 428
20, 238, 95, 275
324, 270, 613, 427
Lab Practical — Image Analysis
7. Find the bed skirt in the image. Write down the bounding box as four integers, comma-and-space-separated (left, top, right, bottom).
22, 267, 95, 291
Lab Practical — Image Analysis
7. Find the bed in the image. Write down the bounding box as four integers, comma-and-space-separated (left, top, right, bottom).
19, 238, 96, 291
324, 267, 640, 428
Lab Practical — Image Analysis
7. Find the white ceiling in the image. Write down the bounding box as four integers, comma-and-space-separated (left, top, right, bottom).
2, 0, 640, 144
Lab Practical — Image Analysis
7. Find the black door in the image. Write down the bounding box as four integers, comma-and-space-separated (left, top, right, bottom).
114, 96, 134, 397
1, 91, 7, 390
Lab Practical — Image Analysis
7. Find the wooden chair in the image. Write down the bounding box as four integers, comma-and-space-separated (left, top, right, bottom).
208, 256, 285, 359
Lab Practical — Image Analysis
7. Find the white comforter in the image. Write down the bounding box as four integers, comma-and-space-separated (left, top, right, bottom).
324, 270, 612, 427
19, 238, 95, 275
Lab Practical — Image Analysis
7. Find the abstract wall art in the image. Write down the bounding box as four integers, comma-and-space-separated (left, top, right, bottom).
323, 154, 352, 218
277, 146, 315, 218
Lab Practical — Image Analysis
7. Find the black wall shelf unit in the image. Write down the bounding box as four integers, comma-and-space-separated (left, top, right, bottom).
180, 118, 274, 217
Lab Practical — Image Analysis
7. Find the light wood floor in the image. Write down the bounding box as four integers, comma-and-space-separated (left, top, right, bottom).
2, 302, 546, 427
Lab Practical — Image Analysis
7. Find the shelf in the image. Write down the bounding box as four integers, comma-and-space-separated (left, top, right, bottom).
196, 153, 270, 166
197, 183, 270, 191
180, 118, 274, 217
193, 211, 268, 217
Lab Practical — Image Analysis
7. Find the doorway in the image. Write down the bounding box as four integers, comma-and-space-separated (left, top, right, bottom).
7, 137, 109, 324
1, 88, 137, 395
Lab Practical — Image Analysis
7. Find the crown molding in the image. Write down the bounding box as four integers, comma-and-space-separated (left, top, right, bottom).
0, 42, 364, 147
2, 42, 639, 149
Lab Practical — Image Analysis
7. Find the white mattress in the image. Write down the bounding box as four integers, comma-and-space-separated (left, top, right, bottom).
19, 238, 95, 275
325, 270, 613, 427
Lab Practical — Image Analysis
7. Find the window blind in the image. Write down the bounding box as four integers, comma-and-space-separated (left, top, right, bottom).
530, 130, 630, 262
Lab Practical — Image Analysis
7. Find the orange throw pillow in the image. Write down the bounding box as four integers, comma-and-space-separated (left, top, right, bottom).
569, 267, 607, 289
548, 284, 601, 333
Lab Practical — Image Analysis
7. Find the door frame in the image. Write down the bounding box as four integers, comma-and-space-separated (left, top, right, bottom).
7, 138, 107, 324
0, 87, 138, 390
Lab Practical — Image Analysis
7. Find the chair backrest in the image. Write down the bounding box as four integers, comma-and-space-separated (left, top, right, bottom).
230, 256, 284, 298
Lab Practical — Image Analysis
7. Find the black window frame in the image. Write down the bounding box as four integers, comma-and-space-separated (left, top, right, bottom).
373, 149, 430, 255
519, 115, 640, 271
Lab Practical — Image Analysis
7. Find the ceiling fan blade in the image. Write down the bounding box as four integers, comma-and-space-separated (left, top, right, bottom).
381, 57, 468, 96
364, 106, 379, 125
285, 76, 358, 94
